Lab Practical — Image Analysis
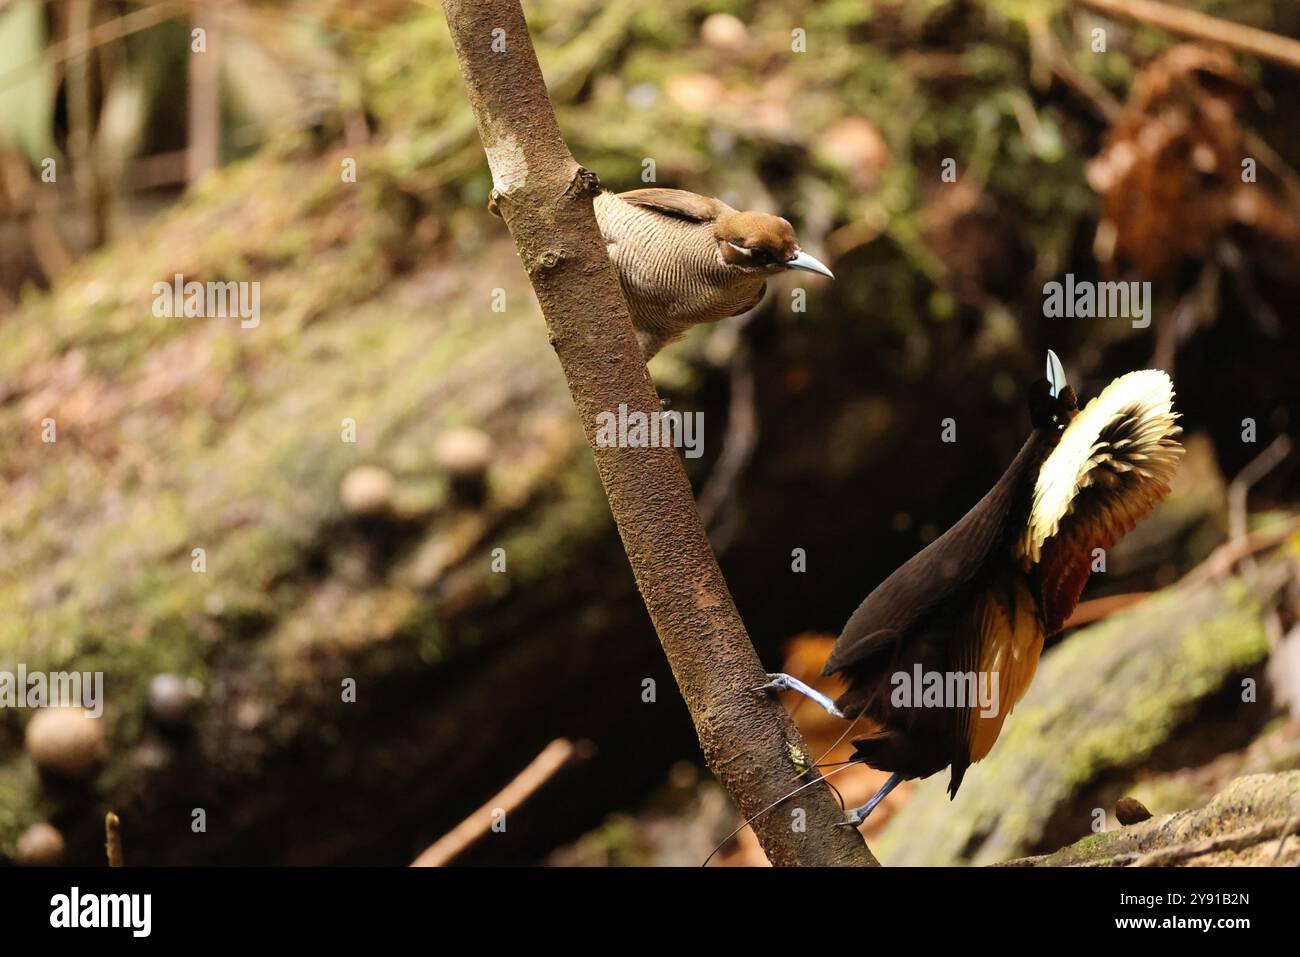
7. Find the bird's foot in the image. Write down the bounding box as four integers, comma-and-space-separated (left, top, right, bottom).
834, 772, 903, 827
752, 672, 792, 693
752, 673, 846, 719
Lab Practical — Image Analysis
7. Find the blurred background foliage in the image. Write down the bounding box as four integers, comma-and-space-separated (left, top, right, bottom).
0, 0, 1297, 865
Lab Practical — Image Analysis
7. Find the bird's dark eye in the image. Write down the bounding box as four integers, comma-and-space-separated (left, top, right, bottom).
726, 240, 783, 266
727, 241, 776, 265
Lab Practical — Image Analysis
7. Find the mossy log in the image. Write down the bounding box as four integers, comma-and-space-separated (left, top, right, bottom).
1008, 771, 1300, 866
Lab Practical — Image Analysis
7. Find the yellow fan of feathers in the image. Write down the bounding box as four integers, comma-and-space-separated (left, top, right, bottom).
1020, 369, 1183, 633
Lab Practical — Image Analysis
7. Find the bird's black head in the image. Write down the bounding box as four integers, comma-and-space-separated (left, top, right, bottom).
1028, 350, 1079, 432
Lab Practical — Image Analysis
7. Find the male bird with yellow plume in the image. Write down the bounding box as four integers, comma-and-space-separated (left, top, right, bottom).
760, 351, 1183, 825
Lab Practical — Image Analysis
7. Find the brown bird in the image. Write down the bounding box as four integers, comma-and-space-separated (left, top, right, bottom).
592, 188, 833, 358
760, 352, 1183, 824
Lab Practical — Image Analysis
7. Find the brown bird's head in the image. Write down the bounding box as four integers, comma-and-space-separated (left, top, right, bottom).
1027, 349, 1079, 434
715, 211, 834, 279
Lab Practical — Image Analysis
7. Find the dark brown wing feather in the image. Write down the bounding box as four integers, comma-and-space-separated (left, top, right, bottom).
615, 188, 731, 223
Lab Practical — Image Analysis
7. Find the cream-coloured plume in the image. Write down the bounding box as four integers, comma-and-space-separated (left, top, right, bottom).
1021, 369, 1183, 632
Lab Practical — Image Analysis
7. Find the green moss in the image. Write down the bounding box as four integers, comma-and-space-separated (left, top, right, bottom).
1031, 771, 1300, 866
0, 157, 590, 854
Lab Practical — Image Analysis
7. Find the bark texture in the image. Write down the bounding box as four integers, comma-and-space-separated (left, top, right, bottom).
439, 0, 874, 866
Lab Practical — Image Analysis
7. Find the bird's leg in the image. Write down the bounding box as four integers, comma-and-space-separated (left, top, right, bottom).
753, 673, 846, 719
835, 773, 903, 827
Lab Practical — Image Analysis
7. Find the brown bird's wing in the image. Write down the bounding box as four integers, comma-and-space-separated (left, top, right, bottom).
615, 188, 733, 223
1019, 370, 1183, 634
962, 573, 1045, 768
843, 566, 1046, 795
824, 431, 1049, 676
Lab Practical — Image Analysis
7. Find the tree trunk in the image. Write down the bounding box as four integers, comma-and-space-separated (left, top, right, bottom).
439, 0, 873, 866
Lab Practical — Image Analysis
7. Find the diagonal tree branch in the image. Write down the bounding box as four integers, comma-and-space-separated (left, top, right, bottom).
1075, 0, 1300, 73
439, 0, 874, 866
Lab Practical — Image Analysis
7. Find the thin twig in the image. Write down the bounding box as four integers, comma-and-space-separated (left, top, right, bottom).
1027, 15, 1120, 122
1272, 815, 1298, 864
1178, 515, 1300, 590
105, 811, 123, 867
186, 2, 223, 184
411, 739, 575, 867
1075, 0, 1300, 73
1228, 435, 1293, 548
0, 1, 183, 95
1061, 591, 1152, 629
697, 338, 758, 530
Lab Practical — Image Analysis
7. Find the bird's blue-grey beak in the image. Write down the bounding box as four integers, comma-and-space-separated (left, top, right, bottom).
785, 250, 834, 280
1046, 349, 1068, 399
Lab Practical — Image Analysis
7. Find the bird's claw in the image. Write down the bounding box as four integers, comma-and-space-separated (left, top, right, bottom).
751, 673, 791, 694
